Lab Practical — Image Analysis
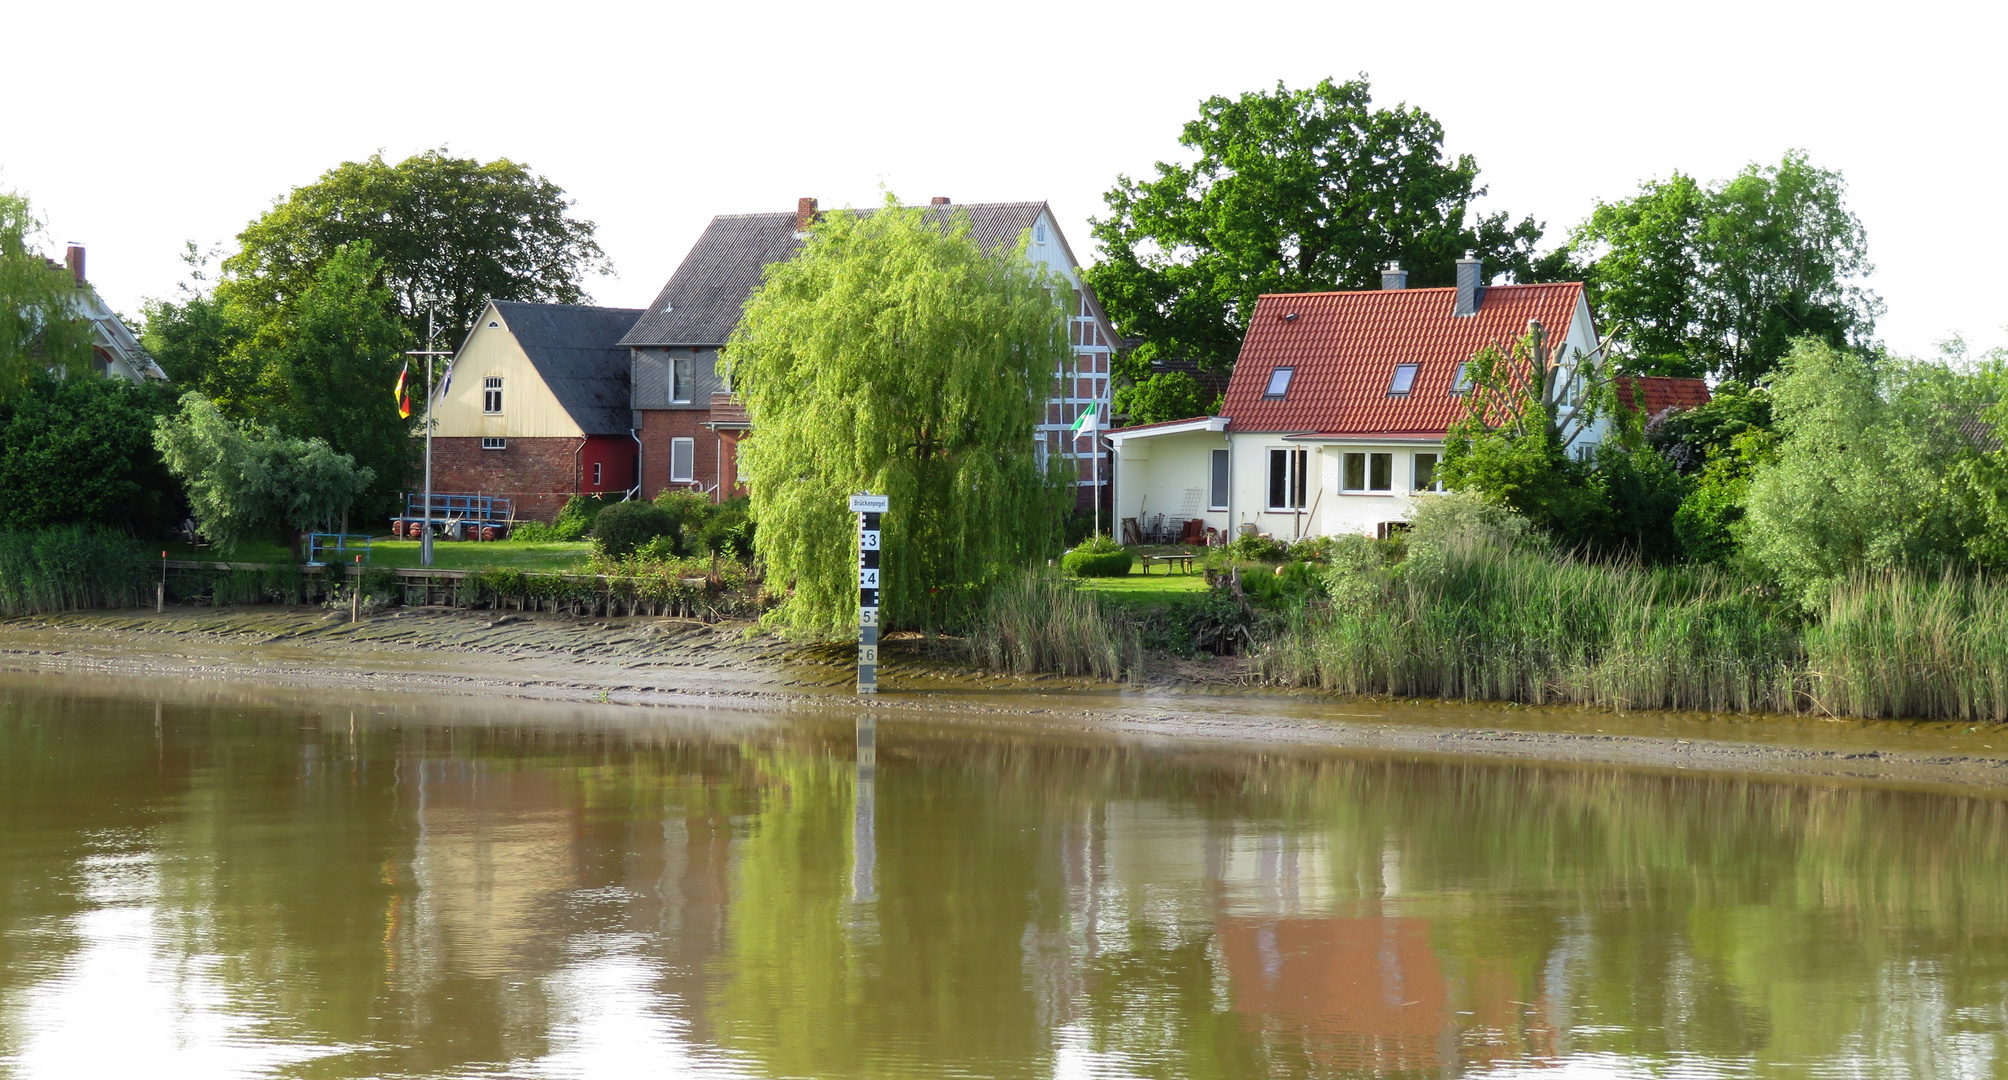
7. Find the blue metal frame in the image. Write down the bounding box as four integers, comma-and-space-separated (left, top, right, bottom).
306, 533, 374, 566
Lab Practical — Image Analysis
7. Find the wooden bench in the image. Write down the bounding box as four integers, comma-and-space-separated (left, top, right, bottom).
1143, 552, 1196, 575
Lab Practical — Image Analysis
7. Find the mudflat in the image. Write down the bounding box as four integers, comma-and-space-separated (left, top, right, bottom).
4, 607, 2007, 793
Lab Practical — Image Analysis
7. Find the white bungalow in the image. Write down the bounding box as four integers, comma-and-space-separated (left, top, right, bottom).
1107, 256, 1613, 544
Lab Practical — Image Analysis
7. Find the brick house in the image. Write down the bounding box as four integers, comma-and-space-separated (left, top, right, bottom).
619, 197, 1122, 510
428, 300, 643, 520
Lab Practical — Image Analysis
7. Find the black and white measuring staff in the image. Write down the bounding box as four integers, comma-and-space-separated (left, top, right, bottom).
851, 493, 888, 694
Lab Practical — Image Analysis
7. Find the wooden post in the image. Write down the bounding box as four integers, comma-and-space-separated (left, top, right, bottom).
158, 550, 167, 613
850, 493, 888, 694
351, 554, 361, 623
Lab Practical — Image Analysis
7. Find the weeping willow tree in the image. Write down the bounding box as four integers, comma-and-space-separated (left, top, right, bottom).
0, 193, 94, 401
726, 197, 1072, 635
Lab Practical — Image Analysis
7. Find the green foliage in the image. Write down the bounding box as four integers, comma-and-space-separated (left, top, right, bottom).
1742, 341, 1981, 608
1806, 570, 2008, 721
1573, 152, 1880, 381
153, 393, 374, 549
726, 196, 1072, 634
140, 244, 252, 405
0, 194, 93, 399
1223, 533, 1289, 562
591, 500, 676, 559
1673, 428, 1777, 566
1646, 379, 1773, 474
1084, 76, 1554, 375
219, 149, 608, 339
1061, 535, 1135, 578
0, 373, 179, 532
506, 520, 555, 542
969, 569, 1139, 678
0, 526, 154, 615
551, 494, 607, 541
1112, 369, 1220, 426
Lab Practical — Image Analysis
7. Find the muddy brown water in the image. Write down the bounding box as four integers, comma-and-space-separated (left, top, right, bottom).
4, 613, 2008, 1076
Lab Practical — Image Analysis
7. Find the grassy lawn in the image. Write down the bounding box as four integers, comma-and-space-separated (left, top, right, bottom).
164, 538, 594, 573
1073, 562, 1211, 607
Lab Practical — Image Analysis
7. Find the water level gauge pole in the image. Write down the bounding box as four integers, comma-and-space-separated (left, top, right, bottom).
850, 493, 888, 694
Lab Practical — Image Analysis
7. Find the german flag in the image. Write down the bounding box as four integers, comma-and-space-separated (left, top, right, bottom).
394, 361, 412, 419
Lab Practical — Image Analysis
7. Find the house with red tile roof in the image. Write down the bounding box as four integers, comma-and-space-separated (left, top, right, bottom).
1106, 255, 1608, 542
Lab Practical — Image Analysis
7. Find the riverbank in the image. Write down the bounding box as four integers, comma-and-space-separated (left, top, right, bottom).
3, 607, 2007, 792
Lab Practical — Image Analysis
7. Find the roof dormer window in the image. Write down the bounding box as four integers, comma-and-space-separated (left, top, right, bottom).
1387, 363, 1419, 397
1450, 362, 1472, 395
1264, 367, 1294, 400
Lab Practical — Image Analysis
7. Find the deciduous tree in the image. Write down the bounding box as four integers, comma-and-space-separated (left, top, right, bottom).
1084, 77, 1555, 375
0, 194, 93, 400
725, 198, 1071, 635
154, 394, 374, 551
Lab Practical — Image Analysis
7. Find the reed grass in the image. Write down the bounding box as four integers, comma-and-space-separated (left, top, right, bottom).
0, 527, 155, 616
969, 569, 1140, 680
1806, 571, 2008, 721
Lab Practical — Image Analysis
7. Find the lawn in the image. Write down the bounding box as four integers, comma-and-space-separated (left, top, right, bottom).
164, 538, 594, 573
1072, 562, 1211, 607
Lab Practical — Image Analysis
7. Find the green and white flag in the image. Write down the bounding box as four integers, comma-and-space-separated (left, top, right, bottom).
1070, 405, 1098, 434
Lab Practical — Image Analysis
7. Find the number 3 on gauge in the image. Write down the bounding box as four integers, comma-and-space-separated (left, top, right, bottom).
860, 529, 880, 550
861, 568, 880, 588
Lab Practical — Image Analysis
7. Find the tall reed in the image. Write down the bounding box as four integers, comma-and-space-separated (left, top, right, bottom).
1261, 540, 1805, 712
969, 569, 1139, 680
1806, 571, 2008, 721
0, 527, 154, 616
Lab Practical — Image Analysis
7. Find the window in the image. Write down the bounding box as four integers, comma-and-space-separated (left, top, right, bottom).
1267, 448, 1308, 510
1209, 449, 1230, 511
1413, 452, 1442, 492
480, 437, 506, 451
487, 320, 499, 328
670, 353, 695, 404
1263, 367, 1294, 399
1387, 363, 1419, 396
1035, 221, 1047, 244
483, 377, 503, 414
669, 437, 695, 483
592, 462, 602, 486
1450, 362, 1471, 395
1342, 452, 1394, 492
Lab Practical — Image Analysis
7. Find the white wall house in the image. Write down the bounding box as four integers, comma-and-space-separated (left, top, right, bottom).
1109, 256, 1614, 543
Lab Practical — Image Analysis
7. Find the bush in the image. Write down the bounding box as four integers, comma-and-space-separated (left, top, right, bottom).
695, 497, 756, 559
0, 373, 180, 533
1062, 535, 1134, 577
1224, 533, 1289, 562
552, 494, 607, 542
507, 520, 556, 542
591, 500, 676, 559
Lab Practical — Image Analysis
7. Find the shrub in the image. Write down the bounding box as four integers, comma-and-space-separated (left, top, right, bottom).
591, 500, 676, 559
1062, 535, 1134, 577
552, 494, 607, 542
969, 569, 1138, 678
696, 497, 756, 559
507, 520, 556, 542
1225, 533, 1289, 562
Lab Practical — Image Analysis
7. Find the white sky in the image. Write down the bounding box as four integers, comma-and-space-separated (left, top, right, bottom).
7, 0, 2001, 361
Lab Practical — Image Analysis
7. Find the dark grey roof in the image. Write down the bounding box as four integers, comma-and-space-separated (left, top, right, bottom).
619, 202, 1051, 348
491, 301, 644, 435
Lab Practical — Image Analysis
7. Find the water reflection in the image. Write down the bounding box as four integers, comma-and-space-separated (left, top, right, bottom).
0, 676, 2005, 1078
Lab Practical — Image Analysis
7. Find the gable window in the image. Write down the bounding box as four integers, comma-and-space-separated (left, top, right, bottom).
483, 377, 503, 414
1035, 221, 1047, 244
1450, 362, 1471, 395
670, 353, 695, 404
1267, 448, 1308, 510
1209, 448, 1230, 511
1388, 363, 1419, 397
592, 462, 603, 486
669, 437, 695, 483
1413, 452, 1442, 492
1342, 452, 1394, 493
480, 437, 506, 451
1264, 367, 1294, 400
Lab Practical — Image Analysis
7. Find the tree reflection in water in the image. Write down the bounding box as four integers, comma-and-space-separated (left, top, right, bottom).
0, 677, 2004, 1078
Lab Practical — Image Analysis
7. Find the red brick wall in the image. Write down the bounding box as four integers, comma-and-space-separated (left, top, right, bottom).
637, 409, 728, 501
421, 435, 634, 522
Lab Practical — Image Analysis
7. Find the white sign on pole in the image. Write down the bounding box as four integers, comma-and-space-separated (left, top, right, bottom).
849, 494, 889, 513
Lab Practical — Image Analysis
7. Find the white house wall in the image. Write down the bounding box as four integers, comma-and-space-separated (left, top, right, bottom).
1112, 429, 1231, 536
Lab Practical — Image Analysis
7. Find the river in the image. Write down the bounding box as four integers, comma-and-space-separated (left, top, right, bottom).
1, 671, 2004, 1078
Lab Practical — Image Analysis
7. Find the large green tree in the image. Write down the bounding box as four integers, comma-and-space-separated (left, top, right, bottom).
1573, 152, 1879, 381
219, 149, 608, 340
725, 197, 1072, 635
0, 372, 179, 532
1084, 77, 1556, 376
153, 394, 375, 551
0, 194, 94, 400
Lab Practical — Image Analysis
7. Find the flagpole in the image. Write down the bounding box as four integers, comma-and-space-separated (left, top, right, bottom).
421, 303, 435, 567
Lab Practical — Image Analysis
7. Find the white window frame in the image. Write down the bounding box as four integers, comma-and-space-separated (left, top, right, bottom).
483, 377, 503, 415
1341, 451, 1395, 493
592, 461, 602, 486
1267, 447, 1309, 511
669, 437, 695, 483
1208, 448, 1230, 511
480, 437, 506, 451
670, 353, 695, 404
1412, 451, 1443, 492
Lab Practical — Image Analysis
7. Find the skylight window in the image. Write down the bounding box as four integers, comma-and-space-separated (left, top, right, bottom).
1450, 362, 1472, 395
1264, 367, 1294, 399
1388, 363, 1419, 397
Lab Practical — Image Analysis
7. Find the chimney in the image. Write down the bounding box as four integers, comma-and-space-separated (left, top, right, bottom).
1454, 251, 1485, 317
930, 196, 951, 205
795, 197, 819, 232
1380, 261, 1407, 290
64, 244, 85, 285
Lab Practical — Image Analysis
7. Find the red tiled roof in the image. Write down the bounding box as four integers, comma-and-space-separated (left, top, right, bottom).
1613, 376, 1710, 415
1220, 283, 1586, 436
